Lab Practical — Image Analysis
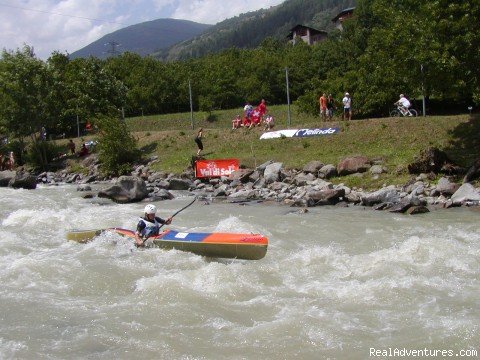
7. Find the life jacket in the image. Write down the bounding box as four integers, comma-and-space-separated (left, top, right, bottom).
138, 217, 160, 237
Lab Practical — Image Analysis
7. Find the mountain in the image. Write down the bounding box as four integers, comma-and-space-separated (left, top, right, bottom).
154, 0, 356, 61
70, 18, 212, 59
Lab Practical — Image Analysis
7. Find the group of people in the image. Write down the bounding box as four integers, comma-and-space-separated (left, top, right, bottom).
231, 99, 274, 131
67, 139, 89, 157
319, 92, 352, 121
0, 151, 15, 171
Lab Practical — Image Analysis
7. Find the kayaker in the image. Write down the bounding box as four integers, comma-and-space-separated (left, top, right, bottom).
135, 204, 172, 247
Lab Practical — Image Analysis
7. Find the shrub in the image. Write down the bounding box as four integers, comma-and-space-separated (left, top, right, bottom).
96, 115, 140, 176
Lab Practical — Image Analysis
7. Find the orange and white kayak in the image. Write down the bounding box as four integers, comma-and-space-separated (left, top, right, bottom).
67, 228, 268, 260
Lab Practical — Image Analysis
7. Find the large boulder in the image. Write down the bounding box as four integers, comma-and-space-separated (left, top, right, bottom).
294, 172, 316, 186
98, 176, 149, 203
451, 183, 480, 205
0, 170, 16, 187
168, 178, 193, 190
307, 188, 345, 206
319, 164, 337, 179
407, 147, 452, 174
361, 187, 400, 206
9, 171, 37, 189
435, 177, 460, 196
264, 162, 283, 184
337, 156, 371, 176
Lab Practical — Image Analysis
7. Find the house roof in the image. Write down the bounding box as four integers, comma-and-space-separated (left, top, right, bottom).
332, 7, 355, 22
287, 24, 328, 39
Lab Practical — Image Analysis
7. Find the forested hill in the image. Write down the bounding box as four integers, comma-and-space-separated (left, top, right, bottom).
154, 0, 356, 61
70, 19, 211, 59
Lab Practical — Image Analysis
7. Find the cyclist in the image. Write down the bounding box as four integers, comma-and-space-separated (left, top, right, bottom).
395, 94, 411, 116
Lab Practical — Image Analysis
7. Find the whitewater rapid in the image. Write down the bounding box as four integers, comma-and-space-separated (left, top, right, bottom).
0, 184, 478, 359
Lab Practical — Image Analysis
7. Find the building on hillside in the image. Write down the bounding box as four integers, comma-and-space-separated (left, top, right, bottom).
287, 25, 328, 45
332, 7, 355, 30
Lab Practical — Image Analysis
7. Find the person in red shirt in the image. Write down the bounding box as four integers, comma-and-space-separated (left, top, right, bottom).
319, 93, 327, 121
257, 99, 267, 118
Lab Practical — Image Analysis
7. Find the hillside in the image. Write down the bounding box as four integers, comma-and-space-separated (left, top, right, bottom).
70, 19, 211, 59
154, 0, 356, 61
106, 108, 478, 190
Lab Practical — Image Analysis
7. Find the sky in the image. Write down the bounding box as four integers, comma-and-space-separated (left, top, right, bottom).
0, 0, 285, 60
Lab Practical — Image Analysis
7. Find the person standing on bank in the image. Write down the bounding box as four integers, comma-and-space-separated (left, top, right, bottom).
135, 204, 172, 247
195, 128, 204, 157
342, 92, 352, 121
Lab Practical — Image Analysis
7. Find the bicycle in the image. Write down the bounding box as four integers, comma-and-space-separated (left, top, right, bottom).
390, 105, 418, 117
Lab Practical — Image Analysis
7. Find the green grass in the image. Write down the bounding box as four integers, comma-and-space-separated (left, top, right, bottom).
84, 105, 480, 190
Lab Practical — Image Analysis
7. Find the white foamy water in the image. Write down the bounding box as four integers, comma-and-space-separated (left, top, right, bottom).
0, 185, 478, 359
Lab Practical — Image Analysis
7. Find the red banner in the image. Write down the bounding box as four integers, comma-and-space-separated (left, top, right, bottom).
195, 158, 239, 178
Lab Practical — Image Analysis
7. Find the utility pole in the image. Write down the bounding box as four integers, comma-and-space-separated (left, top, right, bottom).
421, 64, 426, 117
189, 79, 194, 130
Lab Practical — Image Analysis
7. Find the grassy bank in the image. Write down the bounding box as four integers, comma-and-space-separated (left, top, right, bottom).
119, 105, 479, 190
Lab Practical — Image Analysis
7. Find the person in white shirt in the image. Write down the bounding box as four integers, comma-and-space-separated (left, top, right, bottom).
395, 94, 411, 115
342, 92, 352, 120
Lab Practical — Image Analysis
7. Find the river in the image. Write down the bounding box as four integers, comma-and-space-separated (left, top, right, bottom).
0, 184, 478, 359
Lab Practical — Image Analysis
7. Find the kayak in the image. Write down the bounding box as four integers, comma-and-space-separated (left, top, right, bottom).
67, 228, 268, 260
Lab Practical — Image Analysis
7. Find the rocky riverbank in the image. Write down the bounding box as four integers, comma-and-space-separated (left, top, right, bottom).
2, 147, 480, 214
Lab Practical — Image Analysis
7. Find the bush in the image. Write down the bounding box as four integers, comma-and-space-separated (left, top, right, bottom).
96, 115, 140, 176
25, 141, 63, 170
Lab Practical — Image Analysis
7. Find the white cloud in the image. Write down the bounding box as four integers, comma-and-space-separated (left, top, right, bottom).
0, 0, 284, 59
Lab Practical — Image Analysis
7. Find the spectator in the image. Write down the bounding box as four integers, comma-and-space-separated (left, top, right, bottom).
85, 121, 92, 132
40, 126, 47, 141
243, 102, 253, 121
319, 93, 327, 121
264, 114, 275, 131
327, 94, 336, 120
342, 92, 352, 121
67, 139, 76, 155
194, 128, 204, 156
8, 151, 15, 169
257, 99, 267, 118
232, 115, 242, 130
78, 143, 89, 157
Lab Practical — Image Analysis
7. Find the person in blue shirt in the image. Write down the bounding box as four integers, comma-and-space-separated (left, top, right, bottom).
135, 204, 172, 247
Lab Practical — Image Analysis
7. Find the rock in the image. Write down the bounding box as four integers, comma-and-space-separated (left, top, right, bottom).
463, 159, 480, 183
264, 162, 283, 184
82, 193, 94, 199
168, 178, 193, 190
303, 161, 324, 174
97, 176, 149, 203
77, 185, 92, 192
370, 165, 387, 175
307, 188, 345, 205
294, 172, 316, 186
361, 188, 400, 206
406, 206, 430, 215
451, 183, 480, 205
8, 171, 37, 189
151, 189, 174, 201
407, 147, 452, 174
228, 169, 254, 183
337, 156, 371, 176
388, 200, 412, 213
319, 164, 337, 179
435, 177, 460, 196
0, 170, 16, 187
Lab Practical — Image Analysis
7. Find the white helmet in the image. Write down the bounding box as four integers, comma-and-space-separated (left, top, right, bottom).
400, 94, 404, 98
144, 204, 157, 214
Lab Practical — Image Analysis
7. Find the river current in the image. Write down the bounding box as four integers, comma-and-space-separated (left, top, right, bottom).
0, 184, 478, 359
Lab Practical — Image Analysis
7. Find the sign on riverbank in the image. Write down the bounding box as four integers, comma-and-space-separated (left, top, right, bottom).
195, 158, 239, 178
260, 127, 340, 139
